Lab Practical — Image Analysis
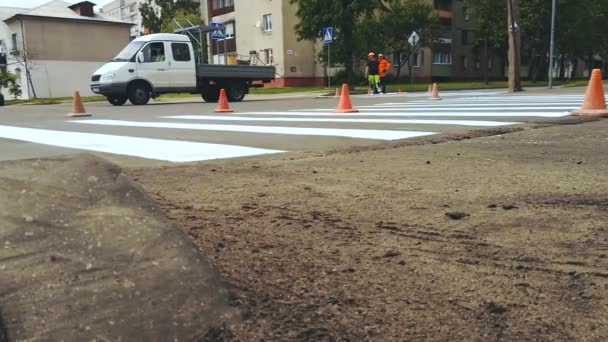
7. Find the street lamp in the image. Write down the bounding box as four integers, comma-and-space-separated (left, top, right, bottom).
548, 0, 557, 88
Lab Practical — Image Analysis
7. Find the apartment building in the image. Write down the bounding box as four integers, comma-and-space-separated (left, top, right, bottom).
201, 0, 325, 87
100, 0, 142, 38
0, 0, 131, 99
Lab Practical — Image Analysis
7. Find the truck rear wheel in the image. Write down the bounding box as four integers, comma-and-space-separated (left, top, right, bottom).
128, 82, 151, 106
227, 82, 247, 102
201, 87, 220, 103
107, 96, 127, 106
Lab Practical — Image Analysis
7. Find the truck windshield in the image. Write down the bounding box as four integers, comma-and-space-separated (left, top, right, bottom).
111, 41, 145, 62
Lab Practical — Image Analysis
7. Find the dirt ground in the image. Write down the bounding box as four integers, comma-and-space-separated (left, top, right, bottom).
0, 156, 240, 341
130, 118, 608, 342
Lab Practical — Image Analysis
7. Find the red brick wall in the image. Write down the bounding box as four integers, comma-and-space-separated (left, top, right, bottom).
263, 77, 326, 88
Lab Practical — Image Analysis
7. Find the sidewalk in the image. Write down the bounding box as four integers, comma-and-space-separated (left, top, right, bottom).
131, 116, 608, 341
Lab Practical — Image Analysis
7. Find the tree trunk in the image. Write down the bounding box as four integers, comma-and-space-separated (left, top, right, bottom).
507, 0, 522, 92
559, 55, 566, 80
571, 58, 577, 79
483, 39, 489, 84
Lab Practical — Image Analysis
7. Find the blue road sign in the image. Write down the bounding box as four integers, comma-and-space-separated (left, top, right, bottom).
322, 27, 333, 44
210, 22, 225, 40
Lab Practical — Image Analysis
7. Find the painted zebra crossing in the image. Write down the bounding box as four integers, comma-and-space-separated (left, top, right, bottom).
0, 93, 584, 163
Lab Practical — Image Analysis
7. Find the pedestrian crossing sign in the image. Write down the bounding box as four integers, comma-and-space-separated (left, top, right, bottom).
323, 27, 333, 44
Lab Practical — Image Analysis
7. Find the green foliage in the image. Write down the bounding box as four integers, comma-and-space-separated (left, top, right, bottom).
355, 0, 436, 76
290, 0, 382, 84
0, 71, 22, 99
290, 0, 436, 85
161, 10, 203, 33
140, 0, 199, 34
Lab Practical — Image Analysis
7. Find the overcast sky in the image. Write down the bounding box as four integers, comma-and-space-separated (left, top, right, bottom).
1, 0, 114, 8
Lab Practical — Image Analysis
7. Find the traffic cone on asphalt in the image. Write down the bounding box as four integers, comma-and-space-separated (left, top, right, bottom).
571, 69, 608, 117
67, 91, 90, 117
336, 84, 359, 113
335, 88, 340, 98
215, 89, 233, 113
368, 87, 372, 96
430, 83, 442, 100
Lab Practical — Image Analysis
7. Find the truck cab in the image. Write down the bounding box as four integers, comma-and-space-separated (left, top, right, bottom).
91, 33, 275, 106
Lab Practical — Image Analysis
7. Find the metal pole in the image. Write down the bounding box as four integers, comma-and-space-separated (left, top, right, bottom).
328, 43, 331, 90
410, 39, 417, 85
223, 28, 227, 65
548, 0, 556, 88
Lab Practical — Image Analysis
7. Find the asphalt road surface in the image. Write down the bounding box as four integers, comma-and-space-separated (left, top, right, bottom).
0, 88, 589, 167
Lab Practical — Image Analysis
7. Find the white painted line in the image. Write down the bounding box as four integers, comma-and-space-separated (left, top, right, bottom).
293, 107, 576, 112
70, 120, 437, 141
359, 102, 582, 108
240, 111, 570, 118
163, 115, 521, 127
0, 125, 283, 162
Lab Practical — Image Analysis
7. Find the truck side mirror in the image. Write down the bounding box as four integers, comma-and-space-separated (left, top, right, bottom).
137, 51, 144, 63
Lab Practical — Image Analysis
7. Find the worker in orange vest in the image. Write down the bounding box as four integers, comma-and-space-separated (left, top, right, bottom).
378, 54, 391, 94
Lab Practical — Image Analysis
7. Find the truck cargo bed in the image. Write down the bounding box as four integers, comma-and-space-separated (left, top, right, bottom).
196, 64, 276, 80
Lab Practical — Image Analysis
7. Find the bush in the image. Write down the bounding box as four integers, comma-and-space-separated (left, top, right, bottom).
0, 71, 21, 99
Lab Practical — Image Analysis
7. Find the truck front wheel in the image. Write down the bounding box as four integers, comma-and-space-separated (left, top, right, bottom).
227, 82, 247, 102
107, 96, 127, 106
128, 82, 151, 105
201, 87, 220, 103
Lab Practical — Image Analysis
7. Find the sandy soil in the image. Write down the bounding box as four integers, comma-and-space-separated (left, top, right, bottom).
130, 118, 608, 341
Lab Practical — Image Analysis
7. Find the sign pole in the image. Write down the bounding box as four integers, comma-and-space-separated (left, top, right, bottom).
328, 43, 331, 90
548, 0, 556, 88
410, 39, 416, 85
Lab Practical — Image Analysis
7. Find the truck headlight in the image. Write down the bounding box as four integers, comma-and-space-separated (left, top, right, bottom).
101, 72, 115, 81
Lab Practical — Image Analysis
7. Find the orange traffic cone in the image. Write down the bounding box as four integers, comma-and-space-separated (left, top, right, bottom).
571, 69, 608, 117
367, 87, 372, 96
215, 89, 233, 113
430, 83, 442, 100
398, 87, 403, 94
335, 88, 340, 98
336, 84, 359, 113
67, 91, 90, 117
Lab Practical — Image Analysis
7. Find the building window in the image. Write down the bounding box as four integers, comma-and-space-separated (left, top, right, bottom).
463, 6, 469, 20
172, 43, 191, 62
11, 33, 17, 51
129, 4, 136, 12
225, 22, 235, 39
142, 42, 165, 63
412, 50, 424, 67
461, 30, 469, 45
263, 48, 273, 64
263, 14, 272, 32
214, 0, 234, 9
433, 50, 452, 64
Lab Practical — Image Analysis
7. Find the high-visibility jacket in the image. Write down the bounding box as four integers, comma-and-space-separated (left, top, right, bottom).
379, 59, 391, 78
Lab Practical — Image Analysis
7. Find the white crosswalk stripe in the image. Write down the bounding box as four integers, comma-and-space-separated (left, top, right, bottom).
163, 115, 521, 127
0, 92, 581, 163
69, 119, 437, 141
0, 125, 283, 162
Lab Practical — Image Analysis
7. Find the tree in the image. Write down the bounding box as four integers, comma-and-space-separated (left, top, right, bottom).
355, 0, 436, 80
464, 0, 507, 83
139, 0, 199, 34
0, 71, 22, 99
290, 0, 384, 85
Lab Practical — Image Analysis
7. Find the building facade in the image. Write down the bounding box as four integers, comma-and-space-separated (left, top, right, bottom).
201, 0, 326, 87
100, 0, 143, 39
0, 0, 132, 99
